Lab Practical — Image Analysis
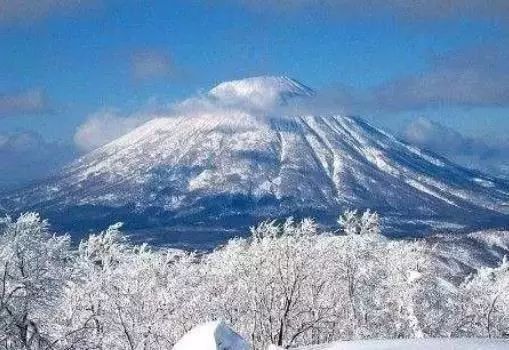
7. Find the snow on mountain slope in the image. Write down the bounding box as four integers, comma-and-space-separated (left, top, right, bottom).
1, 76, 508, 238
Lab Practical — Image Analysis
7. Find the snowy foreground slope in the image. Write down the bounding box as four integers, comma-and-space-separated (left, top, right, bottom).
2, 76, 508, 241
299, 338, 509, 350
174, 321, 509, 350
173, 321, 250, 350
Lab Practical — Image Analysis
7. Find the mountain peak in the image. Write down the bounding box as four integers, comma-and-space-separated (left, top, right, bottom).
208, 76, 315, 109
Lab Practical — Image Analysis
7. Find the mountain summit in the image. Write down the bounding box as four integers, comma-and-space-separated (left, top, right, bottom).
208, 76, 315, 109
2, 77, 508, 244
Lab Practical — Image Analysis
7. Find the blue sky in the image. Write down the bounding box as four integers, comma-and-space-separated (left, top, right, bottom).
1, 0, 509, 189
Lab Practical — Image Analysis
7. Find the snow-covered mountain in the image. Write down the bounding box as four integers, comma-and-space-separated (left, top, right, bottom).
2, 76, 508, 241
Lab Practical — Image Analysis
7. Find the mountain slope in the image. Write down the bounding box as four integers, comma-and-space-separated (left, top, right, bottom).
2, 77, 508, 240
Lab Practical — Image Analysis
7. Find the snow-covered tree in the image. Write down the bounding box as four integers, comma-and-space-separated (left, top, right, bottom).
456, 257, 509, 338
51, 223, 197, 350
338, 209, 381, 236
2, 212, 508, 349
0, 213, 72, 350
192, 217, 442, 348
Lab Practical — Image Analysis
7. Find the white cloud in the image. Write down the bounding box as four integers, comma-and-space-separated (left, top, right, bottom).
0, 89, 51, 118
316, 44, 509, 114
74, 109, 149, 151
402, 118, 509, 178
73, 77, 310, 152
177, 76, 320, 118
73, 87, 262, 153
373, 45, 509, 111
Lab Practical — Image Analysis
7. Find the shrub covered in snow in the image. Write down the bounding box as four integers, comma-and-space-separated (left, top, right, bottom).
1, 211, 508, 350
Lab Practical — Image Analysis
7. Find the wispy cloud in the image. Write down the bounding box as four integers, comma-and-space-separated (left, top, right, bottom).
0, 89, 52, 118
74, 109, 150, 151
309, 44, 509, 114
402, 118, 509, 178
372, 45, 509, 112
130, 49, 175, 82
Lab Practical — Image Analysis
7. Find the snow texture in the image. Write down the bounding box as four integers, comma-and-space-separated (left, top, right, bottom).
300, 338, 509, 350
172, 321, 250, 350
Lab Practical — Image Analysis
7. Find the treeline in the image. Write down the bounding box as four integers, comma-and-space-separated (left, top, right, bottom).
0, 211, 508, 350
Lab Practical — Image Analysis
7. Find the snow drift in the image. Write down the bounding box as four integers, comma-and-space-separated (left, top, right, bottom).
172, 321, 250, 350
172, 321, 509, 350
300, 338, 509, 350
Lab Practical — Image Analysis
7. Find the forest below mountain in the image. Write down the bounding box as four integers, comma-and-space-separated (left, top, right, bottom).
1, 211, 508, 349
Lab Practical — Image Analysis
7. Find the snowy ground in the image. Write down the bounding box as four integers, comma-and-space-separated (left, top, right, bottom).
173, 321, 509, 350
299, 338, 509, 350
172, 321, 250, 350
